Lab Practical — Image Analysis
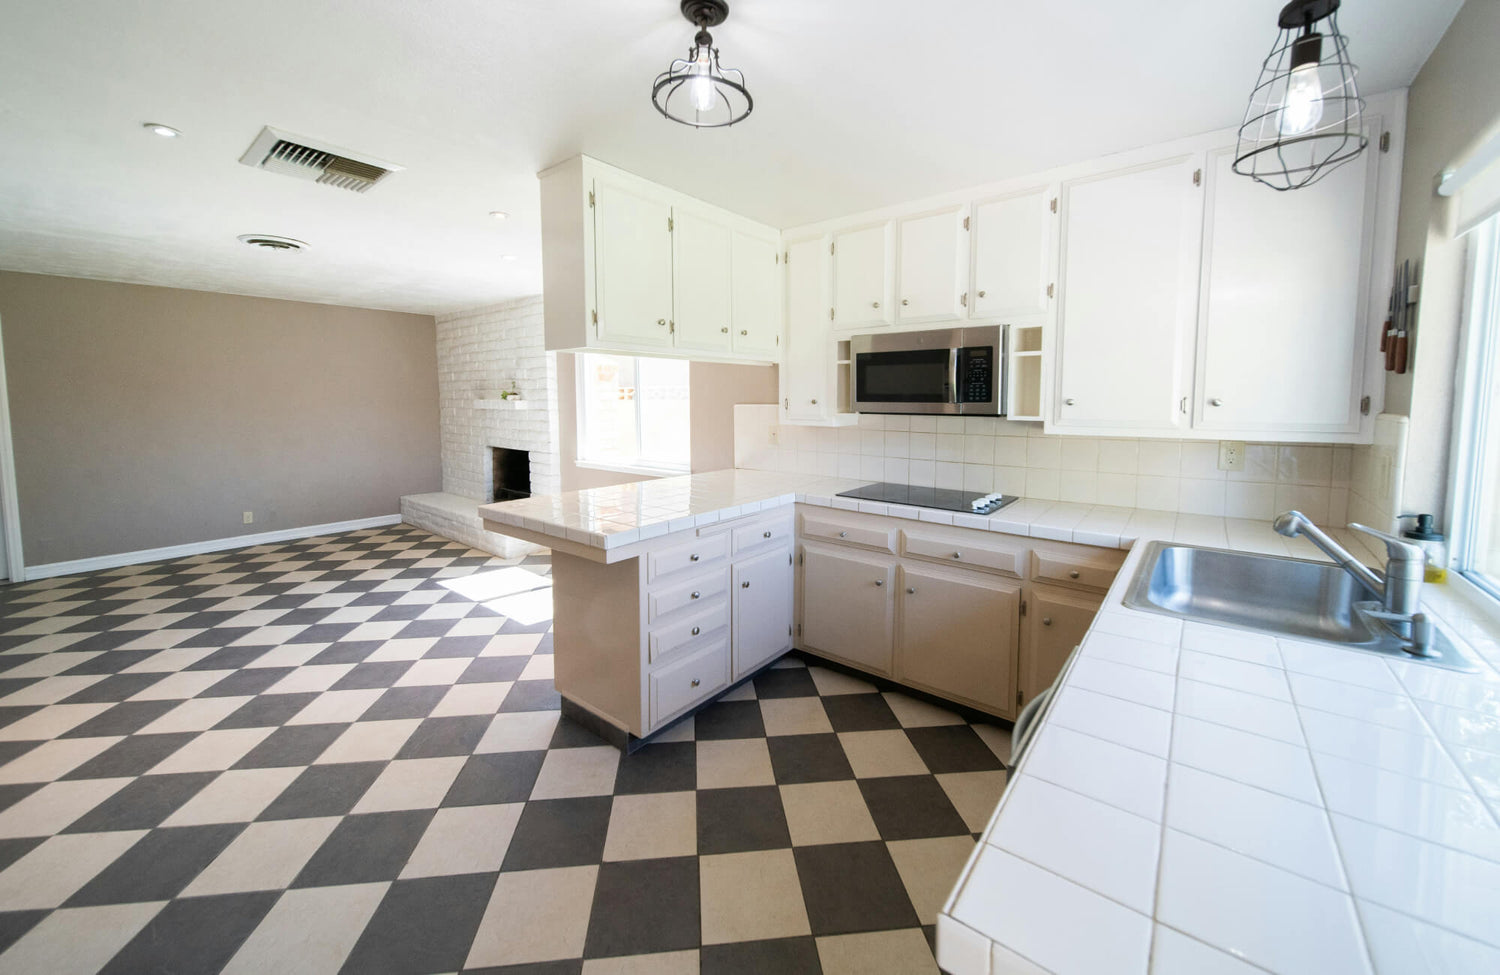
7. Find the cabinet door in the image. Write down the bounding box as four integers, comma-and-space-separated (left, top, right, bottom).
733, 547, 794, 679
897, 565, 1020, 716
783, 236, 833, 422
673, 209, 734, 354
832, 223, 891, 329
1053, 156, 1203, 432
594, 176, 675, 349
800, 545, 895, 675
731, 232, 782, 359
972, 187, 1053, 320
1195, 142, 1376, 435
1020, 587, 1101, 705
896, 207, 966, 322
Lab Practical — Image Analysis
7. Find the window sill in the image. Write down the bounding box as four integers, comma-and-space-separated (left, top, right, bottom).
574, 460, 689, 479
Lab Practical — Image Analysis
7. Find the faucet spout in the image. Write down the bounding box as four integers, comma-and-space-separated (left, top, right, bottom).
1272, 510, 1386, 598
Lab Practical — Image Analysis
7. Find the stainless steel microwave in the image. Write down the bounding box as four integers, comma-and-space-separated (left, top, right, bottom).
850, 325, 1006, 415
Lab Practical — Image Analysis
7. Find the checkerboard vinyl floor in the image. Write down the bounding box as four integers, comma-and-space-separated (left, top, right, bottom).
0, 523, 1013, 974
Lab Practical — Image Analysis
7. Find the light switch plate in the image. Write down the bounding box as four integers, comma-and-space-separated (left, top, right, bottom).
1218, 441, 1246, 472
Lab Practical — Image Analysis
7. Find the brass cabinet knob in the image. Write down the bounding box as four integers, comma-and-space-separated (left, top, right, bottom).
952, 552, 963, 560
657, 318, 667, 326
1210, 398, 1224, 407
811, 398, 818, 405
1065, 398, 1076, 406
906, 587, 916, 594
838, 531, 848, 538
901, 298, 909, 306
740, 329, 748, 336
977, 290, 987, 298
1069, 570, 1080, 579
721, 326, 729, 333
874, 579, 884, 587
1043, 617, 1053, 626
691, 678, 701, 687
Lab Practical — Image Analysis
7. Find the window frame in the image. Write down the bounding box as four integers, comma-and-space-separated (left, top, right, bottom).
574, 353, 691, 478
1448, 214, 1500, 603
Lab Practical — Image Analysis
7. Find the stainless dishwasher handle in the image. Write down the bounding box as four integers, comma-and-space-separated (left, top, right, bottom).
1010, 690, 1049, 766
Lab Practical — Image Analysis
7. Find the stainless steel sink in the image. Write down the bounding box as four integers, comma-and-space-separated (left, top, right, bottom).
1122, 541, 1479, 670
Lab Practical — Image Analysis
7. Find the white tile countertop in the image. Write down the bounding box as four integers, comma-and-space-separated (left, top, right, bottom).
478, 468, 1389, 562
938, 536, 1500, 975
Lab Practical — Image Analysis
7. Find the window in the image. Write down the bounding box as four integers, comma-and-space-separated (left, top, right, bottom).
1453, 214, 1500, 599
576, 354, 691, 475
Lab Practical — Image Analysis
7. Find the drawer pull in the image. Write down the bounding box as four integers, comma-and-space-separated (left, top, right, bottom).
763, 530, 773, 538
874, 579, 884, 587
690, 591, 701, 599
691, 626, 701, 636
1068, 570, 1080, 579
952, 551, 963, 560
691, 678, 701, 687
1042, 617, 1053, 626
906, 587, 916, 594
690, 554, 701, 562
838, 531, 848, 538
741, 580, 751, 588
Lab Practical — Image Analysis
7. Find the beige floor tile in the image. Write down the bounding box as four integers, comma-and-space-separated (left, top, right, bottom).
519, 655, 555, 681
394, 658, 472, 687
696, 738, 775, 790
603, 792, 696, 862
220, 882, 388, 975
972, 723, 1014, 763
183, 818, 342, 896
886, 836, 977, 925
162, 767, 304, 826
0, 902, 165, 975
148, 727, 274, 774
837, 730, 930, 779
478, 633, 544, 657
652, 715, 695, 743
431, 682, 513, 717
700, 849, 811, 945
0, 738, 124, 785
807, 666, 879, 696
0, 830, 147, 909
364, 638, 438, 662
0, 675, 107, 707
760, 697, 834, 737
816, 928, 940, 975
719, 681, 757, 703
313, 719, 421, 764
352, 757, 466, 813
120, 644, 214, 669
228, 625, 310, 647
264, 664, 356, 694
286, 688, 382, 725
343, 621, 409, 642
137, 696, 251, 734
530, 746, 621, 800
0, 703, 111, 742
883, 692, 965, 728
401, 803, 523, 878
582, 950, 699, 975
125, 670, 236, 701
241, 643, 328, 669
2, 651, 100, 679
444, 617, 512, 638
465, 865, 599, 967
475, 711, 561, 753
936, 770, 1009, 832
780, 781, 880, 846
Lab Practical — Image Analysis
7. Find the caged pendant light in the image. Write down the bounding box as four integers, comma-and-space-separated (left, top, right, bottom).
651, 0, 752, 128
1233, 0, 1367, 191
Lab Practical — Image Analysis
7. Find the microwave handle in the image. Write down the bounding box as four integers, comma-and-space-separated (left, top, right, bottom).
949, 348, 961, 405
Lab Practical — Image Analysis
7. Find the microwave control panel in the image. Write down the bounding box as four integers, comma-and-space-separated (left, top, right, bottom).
957, 347, 995, 404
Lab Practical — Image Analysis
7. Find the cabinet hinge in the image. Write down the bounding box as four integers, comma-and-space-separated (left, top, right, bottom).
788, 553, 793, 565
962, 216, 970, 231
775, 334, 780, 346
588, 190, 595, 208
830, 241, 836, 255
788, 624, 793, 637
775, 252, 780, 264
796, 622, 802, 637
591, 309, 598, 330
1379, 131, 1390, 153
1180, 396, 1188, 415
784, 250, 789, 264
669, 320, 675, 334
798, 551, 804, 566
1193, 168, 1202, 186
1046, 283, 1055, 299
667, 215, 674, 232
1018, 688, 1024, 706
1360, 395, 1371, 415
1049, 197, 1057, 213
960, 292, 968, 307
829, 307, 835, 321
1020, 599, 1027, 617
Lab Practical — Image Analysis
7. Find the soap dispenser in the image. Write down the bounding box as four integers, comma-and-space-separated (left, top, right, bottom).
1400, 513, 1448, 583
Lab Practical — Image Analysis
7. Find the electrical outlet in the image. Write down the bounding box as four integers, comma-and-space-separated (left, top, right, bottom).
243, 511, 254, 525
1218, 441, 1246, 472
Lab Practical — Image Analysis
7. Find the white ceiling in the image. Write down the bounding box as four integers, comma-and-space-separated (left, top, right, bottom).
0, 0, 1462, 315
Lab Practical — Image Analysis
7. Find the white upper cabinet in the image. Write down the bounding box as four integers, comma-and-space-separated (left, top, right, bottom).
731, 231, 782, 359
896, 207, 967, 322
1053, 154, 1204, 433
1194, 136, 1378, 435
971, 187, 1053, 320
832, 223, 892, 329
594, 174, 676, 350
672, 207, 734, 354
783, 236, 834, 423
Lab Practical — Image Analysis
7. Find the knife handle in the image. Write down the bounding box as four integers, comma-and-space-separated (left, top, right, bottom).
1395, 330, 1409, 375
1386, 329, 1398, 371
1380, 319, 1390, 352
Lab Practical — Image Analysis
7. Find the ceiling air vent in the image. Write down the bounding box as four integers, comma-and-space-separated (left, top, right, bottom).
238, 126, 402, 194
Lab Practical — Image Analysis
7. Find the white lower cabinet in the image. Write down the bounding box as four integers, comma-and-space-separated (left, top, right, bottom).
799, 544, 897, 675
896, 565, 1019, 716
1019, 586, 1102, 705
732, 547, 795, 679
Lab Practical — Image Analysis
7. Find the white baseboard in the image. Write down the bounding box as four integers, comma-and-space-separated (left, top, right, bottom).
23, 514, 403, 581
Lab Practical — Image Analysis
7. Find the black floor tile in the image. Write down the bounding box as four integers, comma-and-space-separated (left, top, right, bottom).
905, 724, 1006, 773
793, 841, 920, 935
500, 797, 612, 871
292, 809, 435, 887
0, 783, 42, 816
858, 775, 971, 841
362, 686, 447, 721
58, 700, 181, 739
57, 672, 165, 702
693, 699, 766, 740
442, 752, 546, 807
396, 714, 490, 759
613, 741, 697, 795
61, 733, 198, 779
423, 635, 490, 658
700, 936, 822, 975
459, 656, 527, 683
394, 620, 456, 639
499, 680, 561, 712
697, 786, 791, 855
66, 823, 244, 905
258, 762, 386, 820
214, 692, 321, 729
548, 717, 608, 749
583, 857, 700, 958
64, 772, 219, 832
98, 891, 277, 975
337, 872, 497, 975
0, 909, 49, 956
821, 693, 903, 732
54, 633, 144, 658
306, 640, 383, 665
232, 724, 349, 769
767, 733, 856, 784
0, 837, 44, 874
752, 667, 818, 699
197, 667, 294, 698
331, 661, 414, 691
183, 644, 269, 668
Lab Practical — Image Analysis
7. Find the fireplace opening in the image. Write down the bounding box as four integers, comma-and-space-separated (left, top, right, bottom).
490, 447, 531, 503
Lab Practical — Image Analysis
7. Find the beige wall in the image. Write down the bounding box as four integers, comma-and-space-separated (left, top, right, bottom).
0, 272, 441, 565
556, 352, 778, 492
1386, 0, 1500, 519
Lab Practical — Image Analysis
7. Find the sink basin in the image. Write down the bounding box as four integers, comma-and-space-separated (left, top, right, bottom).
1122, 541, 1479, 670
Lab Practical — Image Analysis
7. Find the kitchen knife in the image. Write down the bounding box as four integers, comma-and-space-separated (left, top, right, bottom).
1380, 268, 1395, 353
1395, 260, 1414, 374
1386, 262, 1401, 371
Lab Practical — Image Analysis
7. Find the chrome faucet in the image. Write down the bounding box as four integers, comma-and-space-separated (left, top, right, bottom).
1273, 510, 1433, 654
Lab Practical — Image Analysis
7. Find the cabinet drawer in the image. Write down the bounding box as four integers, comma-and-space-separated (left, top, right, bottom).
1031, 552, 1119, 592
648, 568, 729, 622
801, 513, 895, 552
647, 533, 730, 583
732, 518, 794, 555
901, 530, 1027, 577
650, 636, 731, 727
648, 601, 730, 664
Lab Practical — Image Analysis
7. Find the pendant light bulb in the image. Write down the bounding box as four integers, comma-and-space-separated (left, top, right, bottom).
1280, 62, 1324, 135
690, 47, 716, 112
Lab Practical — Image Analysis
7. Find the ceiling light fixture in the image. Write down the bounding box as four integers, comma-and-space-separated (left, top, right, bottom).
489, 211, 509, 220
238, 234, 307, 252
142, 122, 180, 138
1233, 0, 1366, 191
651, 0, 752, 129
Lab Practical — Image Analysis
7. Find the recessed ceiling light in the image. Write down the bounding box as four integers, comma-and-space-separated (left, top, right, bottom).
489, 211, 509, 220
502, 255, 518, 261
142, 122, 181, 138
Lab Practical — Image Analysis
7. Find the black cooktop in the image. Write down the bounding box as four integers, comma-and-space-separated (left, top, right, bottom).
835, 483, 1020, 515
